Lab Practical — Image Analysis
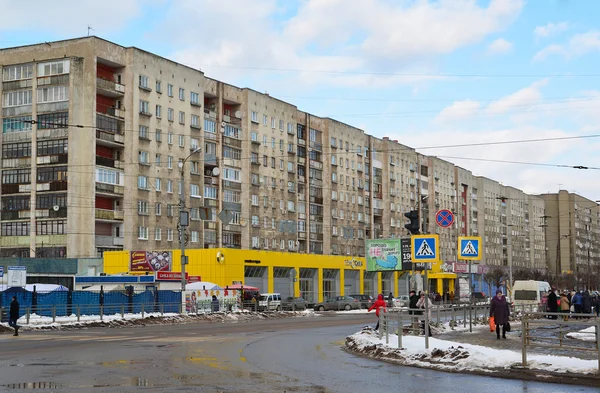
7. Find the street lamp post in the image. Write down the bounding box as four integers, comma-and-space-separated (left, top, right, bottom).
178, 147, 202, 293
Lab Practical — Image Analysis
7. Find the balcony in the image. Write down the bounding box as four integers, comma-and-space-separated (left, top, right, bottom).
204, 131, 218, 142
373, 208, 383, 216
96, 182, 124, 196
96, 156, 116, 168
96, 130, 124, 147
95, 235, 125, 247
96, 77, 125, 97
95, 208, 124, 221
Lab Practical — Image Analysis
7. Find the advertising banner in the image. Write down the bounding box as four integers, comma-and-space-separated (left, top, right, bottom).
366, 239, 401, 271
7, 266, 26, 287
130, 251, 172, 273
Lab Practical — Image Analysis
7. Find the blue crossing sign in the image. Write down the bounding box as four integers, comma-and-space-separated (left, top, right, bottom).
411, 234, 440, 263
458, 236, 482, 261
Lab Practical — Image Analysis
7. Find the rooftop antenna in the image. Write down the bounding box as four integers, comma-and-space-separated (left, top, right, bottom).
87, 25, 94, 37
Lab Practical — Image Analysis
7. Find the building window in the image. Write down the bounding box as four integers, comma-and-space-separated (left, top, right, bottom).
167, 180, 173, 193
178, 135, 185, 147
138, 200, 149, 215
263, 114, 268, 126
223, 125, 240, 139
139, 125, 149, 139
191, 231, 199, 243
190, 91, 199, 105
251, 194, 259, 206
139, 150, 149, 165
167, 229, 173, 241
179, 88, 185, 101
138, 226, 148, 240
251, 111, 258, 123
155, 228, 162, 241
252, 237, 260, 248
168, 108, 174, 122
252, 216, 259, 227
224, 190, 241, 203
190, 184, 200, 198
37, 60, 69, 77
223, 167, 240, 182
155, 129, 162, 142
156, 105, 162, 118
37, 86, 68, 103
167, 204, 175, 217
178, 111, 185, 124
156, 80, 162, 93
2, 88, 32, 107
204, 186, 217, 199
167, 84, 173, 97
2, 116, 33, 133
271, 117, 276, 128
139, 75, 150, 89
139, 100, 150, 114
155, 178, 162, 191
3, 63, 33, 81
191, 114, 200, 128
137, 175, 149, 190
168, 132, 173, 145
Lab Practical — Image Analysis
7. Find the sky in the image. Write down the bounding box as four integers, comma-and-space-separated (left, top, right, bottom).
1, 0, 599, 200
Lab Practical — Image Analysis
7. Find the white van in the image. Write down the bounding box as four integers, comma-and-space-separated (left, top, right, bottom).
258, 293, 282, 311
512, 280, 551, 311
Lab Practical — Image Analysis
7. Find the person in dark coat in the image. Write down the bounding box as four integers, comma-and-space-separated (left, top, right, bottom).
572, 291, 583, 318
387, 292, 394, 308
211, 295, 220, 312
593, 295, 600, 317
9, 296, 20, 336
546, 288, 558, 319
408, 290, 419, 315
490, 290, 510, 339
582, 291, 592, 316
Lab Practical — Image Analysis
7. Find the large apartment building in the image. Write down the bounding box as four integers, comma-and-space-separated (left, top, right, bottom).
541, 191, 600, 287
0, 36, 564, 275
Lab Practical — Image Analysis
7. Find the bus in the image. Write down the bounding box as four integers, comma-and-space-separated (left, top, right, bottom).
512, 280, 551, 312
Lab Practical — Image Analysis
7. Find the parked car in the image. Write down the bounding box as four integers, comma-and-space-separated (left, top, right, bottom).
392, 295, 410, 308
281, 297, 308, 311
258, 293, 282, 311
314, 296, 361, 311
348, 294, 374, 309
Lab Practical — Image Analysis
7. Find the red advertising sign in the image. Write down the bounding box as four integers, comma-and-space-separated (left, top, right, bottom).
130, 251, 172, 273
156, 271, 186, 281
453, 262, 469, 273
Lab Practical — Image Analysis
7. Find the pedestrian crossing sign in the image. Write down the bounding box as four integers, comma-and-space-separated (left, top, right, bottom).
458, 236, 482, 261
411, 235, 439, 263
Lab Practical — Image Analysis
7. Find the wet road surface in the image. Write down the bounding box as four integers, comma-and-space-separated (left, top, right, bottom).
0, 314, 597, 392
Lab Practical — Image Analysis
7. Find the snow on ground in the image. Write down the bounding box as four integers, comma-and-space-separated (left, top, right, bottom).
567, 326, 598, 342
346, 328, 599, 375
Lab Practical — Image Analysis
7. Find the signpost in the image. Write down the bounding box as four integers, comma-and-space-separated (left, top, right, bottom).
7, 266, 26, 288
435, 209, 455, 228
458, 236, 482, 332
366, 239, 401, 271
411, 235, 439, 349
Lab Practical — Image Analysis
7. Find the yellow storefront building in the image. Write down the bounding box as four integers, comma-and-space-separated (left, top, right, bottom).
103, 249, 455, 303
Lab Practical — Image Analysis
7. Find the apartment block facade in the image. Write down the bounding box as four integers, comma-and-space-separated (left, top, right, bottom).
541, 191, 600, 285
0, 37, 572, 275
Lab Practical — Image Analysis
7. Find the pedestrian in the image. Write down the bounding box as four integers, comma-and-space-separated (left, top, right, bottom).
593, 295, 600, 317
449, 291, 455, 303
211, 295, 220, 313
560, 292, 570, 321
9, 296, 20, 336
547, 287, 558, 319
416, 292, 433, 336
582, 291, 592, 316
368, 294, 387, 331
490, 290, 510, 339
387, 292, 394, 308
572, 291, 583, 318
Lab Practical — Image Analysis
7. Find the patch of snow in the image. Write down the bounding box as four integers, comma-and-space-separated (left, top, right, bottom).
346, 329, 598, 375
566, 326, 598, 342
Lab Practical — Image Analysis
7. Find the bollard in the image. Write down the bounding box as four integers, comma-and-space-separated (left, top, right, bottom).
141, 304, 145, 318
385, 312, 389, 344
26, 307, 30, 324
378, 313, 382, 339
463, 304, 467, 328
52, 305, 56, 323
100, 305, 104, 321
596, 320, 600, 374
436, 305, 440, 327
398, 311, 402, 349
521, 317, 528, 367
77, 305, 80, 322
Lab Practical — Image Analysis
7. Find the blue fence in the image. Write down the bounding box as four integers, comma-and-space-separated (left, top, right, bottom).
0, 288, 182, 321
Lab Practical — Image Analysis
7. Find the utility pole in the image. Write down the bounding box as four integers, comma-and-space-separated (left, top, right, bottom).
178, 147, 202, 293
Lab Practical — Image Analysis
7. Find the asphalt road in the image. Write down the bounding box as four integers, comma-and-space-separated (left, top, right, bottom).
0, 313, 597, 393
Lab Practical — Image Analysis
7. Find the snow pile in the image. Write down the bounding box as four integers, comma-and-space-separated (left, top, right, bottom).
0, 309, 315, 331
567, 326, 598, 342
346, 328, 598, 376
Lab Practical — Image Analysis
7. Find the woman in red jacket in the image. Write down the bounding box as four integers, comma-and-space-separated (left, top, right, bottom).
368, 294, 387, 331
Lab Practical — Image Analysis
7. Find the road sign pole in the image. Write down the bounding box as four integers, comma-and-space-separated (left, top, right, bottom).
424, 266, 429, 350
468, 259, 472, 333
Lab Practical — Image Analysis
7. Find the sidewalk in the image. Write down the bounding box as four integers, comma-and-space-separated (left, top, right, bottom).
439, 320, 598, 360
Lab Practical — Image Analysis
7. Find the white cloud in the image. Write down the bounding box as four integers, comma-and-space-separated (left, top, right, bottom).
534, 30, 600, 60
0, 0, 153, 34
435, 100, 481, 122
486, 38, 513, 55
160, 0, 523, 89
533, 22, 569, 39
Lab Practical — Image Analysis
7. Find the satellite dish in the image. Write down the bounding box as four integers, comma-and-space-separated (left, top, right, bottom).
53, 205, 60, 211
295, 240, 300, 246
234, 111, 242, 119
239, 218, 247, 227
212, 167, 220, 176
221, 121, 226, 127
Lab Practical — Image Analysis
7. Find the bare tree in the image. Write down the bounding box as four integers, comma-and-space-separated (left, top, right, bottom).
484, 267, 506, 294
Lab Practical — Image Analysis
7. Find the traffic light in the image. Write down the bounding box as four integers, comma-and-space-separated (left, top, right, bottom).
404, 210, 420, 234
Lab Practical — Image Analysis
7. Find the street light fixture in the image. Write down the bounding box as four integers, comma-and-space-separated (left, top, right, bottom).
178, 147, 202, 293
